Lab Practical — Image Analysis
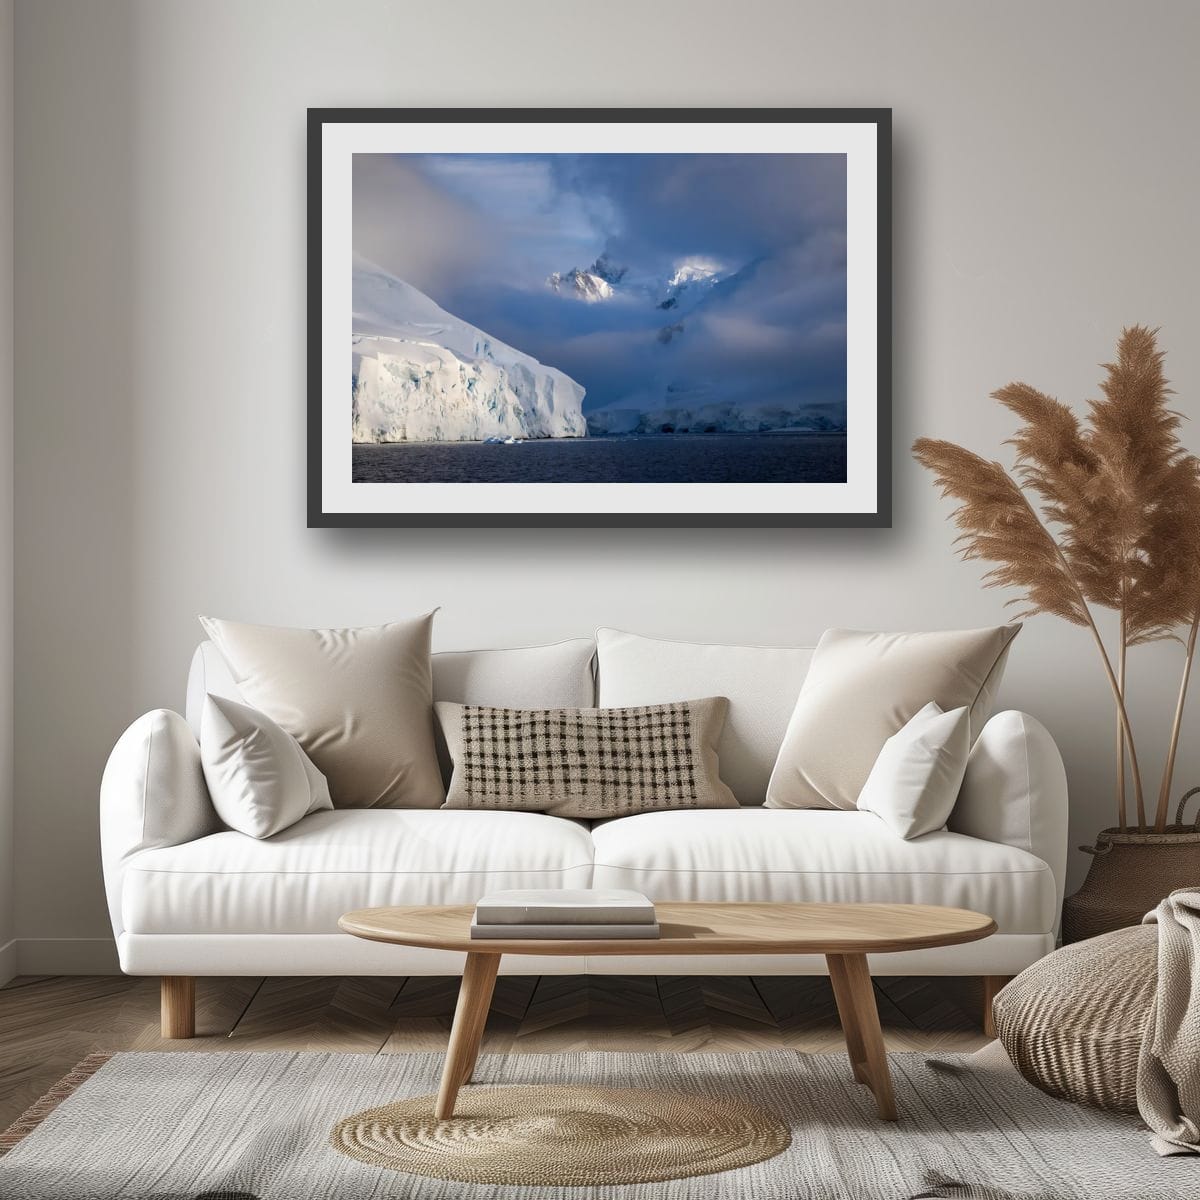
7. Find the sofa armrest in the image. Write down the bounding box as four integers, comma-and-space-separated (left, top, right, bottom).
950, 710, 1069, 928
100, 709, 220, 940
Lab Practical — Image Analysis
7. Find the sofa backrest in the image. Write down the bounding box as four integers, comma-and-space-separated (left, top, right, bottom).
184, 638, 598, 739
186, 641, 244, 729
596, 629, 814, 805
184, 631, 811, 805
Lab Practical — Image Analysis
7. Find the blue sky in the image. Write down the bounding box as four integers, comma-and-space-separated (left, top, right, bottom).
353, 152, 847, 419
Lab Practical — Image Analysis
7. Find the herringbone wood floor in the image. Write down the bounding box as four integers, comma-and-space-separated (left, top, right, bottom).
0, 973, 989, 1130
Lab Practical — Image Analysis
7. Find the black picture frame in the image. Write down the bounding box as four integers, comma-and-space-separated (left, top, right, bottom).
308, 107, 891, 528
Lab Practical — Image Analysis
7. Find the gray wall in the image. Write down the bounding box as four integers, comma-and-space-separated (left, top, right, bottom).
12, 0, 1200, 970
0, 0, 11, 985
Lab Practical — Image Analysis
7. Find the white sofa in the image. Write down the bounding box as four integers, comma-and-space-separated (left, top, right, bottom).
100, 629, 1068, 1036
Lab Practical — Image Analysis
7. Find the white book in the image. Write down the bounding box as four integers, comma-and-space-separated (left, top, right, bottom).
473, 888, 656, 926
470, 922, 661, 940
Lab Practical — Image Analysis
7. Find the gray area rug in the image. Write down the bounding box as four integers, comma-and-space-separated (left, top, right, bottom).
0, 1047, 1195, 1199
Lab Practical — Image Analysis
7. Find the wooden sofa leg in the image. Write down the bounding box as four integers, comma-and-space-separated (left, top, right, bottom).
982, 975, 1012, 1038
161, 976, 196, 1039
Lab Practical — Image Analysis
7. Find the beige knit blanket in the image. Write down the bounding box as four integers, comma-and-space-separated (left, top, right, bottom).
1139, 888, 1200, 1155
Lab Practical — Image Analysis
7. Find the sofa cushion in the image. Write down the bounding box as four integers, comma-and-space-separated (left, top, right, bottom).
199, 614, 444, 810
432, 639, 596, 709
121, 809, 594, 935
430, 639, 598, 781
199, 695, 333, 838
857, 702, 970, 840
766, 625, 1020, 811
591, 809, 1057, 934
437, 698, 738, 818
596, 628, 813, 805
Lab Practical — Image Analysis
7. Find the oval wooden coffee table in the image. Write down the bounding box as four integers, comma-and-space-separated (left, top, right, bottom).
339, 901, 996, 1122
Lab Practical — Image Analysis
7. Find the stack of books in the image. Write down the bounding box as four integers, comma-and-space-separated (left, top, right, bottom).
470, 888, 660, 940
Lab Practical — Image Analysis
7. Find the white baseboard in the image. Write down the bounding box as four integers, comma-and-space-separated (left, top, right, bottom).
16, 937, 120, 975
0, 938, 16, 986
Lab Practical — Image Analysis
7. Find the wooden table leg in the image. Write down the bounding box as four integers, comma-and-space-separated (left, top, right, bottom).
826, 953, 897, 1121
455, 962, 501, 1089
826, 955, 868, 1084
435, 952, 500, 1120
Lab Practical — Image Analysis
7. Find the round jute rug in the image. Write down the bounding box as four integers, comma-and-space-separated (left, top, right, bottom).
329, 1085, 791, 1185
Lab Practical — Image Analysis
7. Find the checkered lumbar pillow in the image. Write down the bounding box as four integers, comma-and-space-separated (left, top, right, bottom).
435, 699, 738, 818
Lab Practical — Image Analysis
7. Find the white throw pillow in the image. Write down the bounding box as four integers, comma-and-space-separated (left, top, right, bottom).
200, 695, 333, 838
857, 702, 971, 839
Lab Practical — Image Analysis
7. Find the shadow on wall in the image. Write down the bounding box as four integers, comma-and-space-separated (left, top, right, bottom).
13, 1, 139, 946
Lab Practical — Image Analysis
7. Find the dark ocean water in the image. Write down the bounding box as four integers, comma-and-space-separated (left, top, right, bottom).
352, 432, 847, 484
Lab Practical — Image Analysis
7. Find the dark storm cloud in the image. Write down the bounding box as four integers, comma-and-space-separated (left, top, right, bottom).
353, 151, 847, 418
549, 153, 846, 273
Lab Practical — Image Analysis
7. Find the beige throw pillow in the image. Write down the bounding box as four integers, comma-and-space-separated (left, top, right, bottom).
436, 699, 738, 819
199, 613, 444, 809
765, 625, 1020, 811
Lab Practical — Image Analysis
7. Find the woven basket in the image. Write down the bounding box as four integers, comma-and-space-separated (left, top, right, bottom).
994, 923, 1157, 1113
1061, 789, 1200, 944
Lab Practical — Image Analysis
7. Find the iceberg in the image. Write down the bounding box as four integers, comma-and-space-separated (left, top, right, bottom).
352, 264, 587, 443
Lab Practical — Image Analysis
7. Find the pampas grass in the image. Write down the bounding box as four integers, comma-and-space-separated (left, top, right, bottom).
914, 327, 1200, 834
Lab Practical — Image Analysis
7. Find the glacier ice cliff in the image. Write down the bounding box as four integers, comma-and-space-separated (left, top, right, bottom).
352, 264, 587, 443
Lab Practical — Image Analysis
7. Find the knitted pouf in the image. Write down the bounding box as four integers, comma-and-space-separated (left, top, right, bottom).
994, 923, 1157, 1113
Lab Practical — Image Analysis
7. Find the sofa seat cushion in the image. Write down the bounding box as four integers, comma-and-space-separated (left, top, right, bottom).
591, 809, 1057, 934
122, 809, 594, 935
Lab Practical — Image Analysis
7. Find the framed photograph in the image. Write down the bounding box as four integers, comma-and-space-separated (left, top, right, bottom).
309, 108, 890, 527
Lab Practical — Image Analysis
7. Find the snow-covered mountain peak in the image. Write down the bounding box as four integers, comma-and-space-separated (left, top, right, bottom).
547, 267, 614, 303
667, 257, 724, 289
657, 257, 725, 311
546, 253, 726, 312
